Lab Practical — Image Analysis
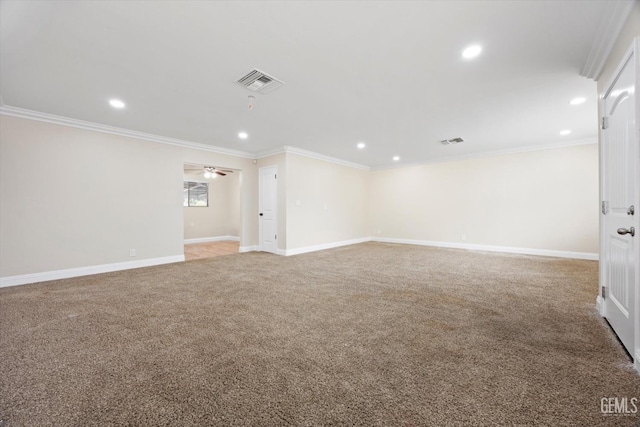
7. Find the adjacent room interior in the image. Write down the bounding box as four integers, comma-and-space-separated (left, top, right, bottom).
0, 1, 639, 425
183, 163, 241, 261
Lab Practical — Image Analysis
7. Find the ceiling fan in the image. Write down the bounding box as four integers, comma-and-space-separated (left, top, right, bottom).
202, 166, 234, 178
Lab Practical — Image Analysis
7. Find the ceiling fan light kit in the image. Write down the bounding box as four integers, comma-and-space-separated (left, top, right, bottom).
440, 137, 464, 145
203, 166, 234, 177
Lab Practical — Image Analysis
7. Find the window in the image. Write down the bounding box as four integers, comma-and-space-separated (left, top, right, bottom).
183, 181, 209, 207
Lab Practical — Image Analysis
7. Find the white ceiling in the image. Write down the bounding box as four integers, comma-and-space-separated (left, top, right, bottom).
0, 1, 626, 167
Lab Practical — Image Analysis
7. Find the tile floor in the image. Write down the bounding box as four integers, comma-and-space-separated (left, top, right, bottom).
184, 240, 240, 261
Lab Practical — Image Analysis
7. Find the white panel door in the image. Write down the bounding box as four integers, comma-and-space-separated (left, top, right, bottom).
601, 48, 638, 358
259, 165, 278, 254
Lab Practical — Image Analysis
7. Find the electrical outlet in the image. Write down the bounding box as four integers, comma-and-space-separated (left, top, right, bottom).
129, 249, 136, 257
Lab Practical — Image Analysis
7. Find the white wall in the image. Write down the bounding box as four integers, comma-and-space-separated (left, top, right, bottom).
0, 115, 257, 278
183, 170, 240, 240
255, 151, 369, 253
1, 113, 601, 282
285, 153, 369, 251
370, 144, 599, 254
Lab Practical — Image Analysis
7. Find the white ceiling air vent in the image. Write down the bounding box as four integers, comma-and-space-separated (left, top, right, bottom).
236, 68, 284, 94
440, 137, 464, 145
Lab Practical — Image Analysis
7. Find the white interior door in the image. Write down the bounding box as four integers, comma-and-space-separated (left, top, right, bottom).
259, 165, 278, 254
601, 46, 638, 359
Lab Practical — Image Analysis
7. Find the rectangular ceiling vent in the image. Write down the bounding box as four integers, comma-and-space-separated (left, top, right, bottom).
236, 68, 284, 94
440, 137, 464, 145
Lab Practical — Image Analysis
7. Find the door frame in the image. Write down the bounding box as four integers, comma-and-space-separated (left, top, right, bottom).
180, 162, 243, 257
598, 37, 640, 373
258, 164, 278, 254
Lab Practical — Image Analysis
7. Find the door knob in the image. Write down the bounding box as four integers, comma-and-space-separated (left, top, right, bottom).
617, 227, 635, 236
259, 213, 263, 216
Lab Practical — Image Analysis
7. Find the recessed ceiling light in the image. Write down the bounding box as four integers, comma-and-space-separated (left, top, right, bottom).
357, 142, 366, 149
109, 99, 125, 109
569, 97, 586, 105
238, 132, 248, 139
393, 156, 400, 161
559, 130, 571, 136
462, 44, 482, 60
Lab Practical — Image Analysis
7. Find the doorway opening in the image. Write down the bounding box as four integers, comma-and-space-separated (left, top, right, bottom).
183, 163, 241, 261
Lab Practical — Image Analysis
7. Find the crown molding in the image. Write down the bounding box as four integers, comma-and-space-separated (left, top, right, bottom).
0, 105, 595, 172
1, 104, 370, 169
255, 145, 370, 170
0, 105, 254, 159
581, 0, 635, 80
282, 146, 370, 170
254, 146, 286, 159
0, 105, 369, 169
370, 138, 597, 171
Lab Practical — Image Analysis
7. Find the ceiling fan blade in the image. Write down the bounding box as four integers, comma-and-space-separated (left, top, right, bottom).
215, 171, 226, 176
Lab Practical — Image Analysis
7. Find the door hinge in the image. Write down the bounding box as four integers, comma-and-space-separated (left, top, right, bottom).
602, 201, 609, 215
275, 174, 277, 179
601, 116, 608, 130
275, 234, 277, 240
601, 286, 606, 299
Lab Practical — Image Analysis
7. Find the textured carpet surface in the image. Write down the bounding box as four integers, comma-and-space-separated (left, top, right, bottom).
1, 243, 638, 426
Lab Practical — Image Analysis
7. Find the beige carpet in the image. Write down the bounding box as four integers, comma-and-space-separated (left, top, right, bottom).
1, 242, 638, 426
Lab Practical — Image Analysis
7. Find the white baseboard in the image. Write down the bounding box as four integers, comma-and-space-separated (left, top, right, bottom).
184, 236, 240, 244
284, 237, 371, 256
239, 247, 284, 255
244, 236, 596, 260
595, 295, 605, 316
372, 237, 599, 260
0, 255, 185, 288
0, 238, 598, 287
